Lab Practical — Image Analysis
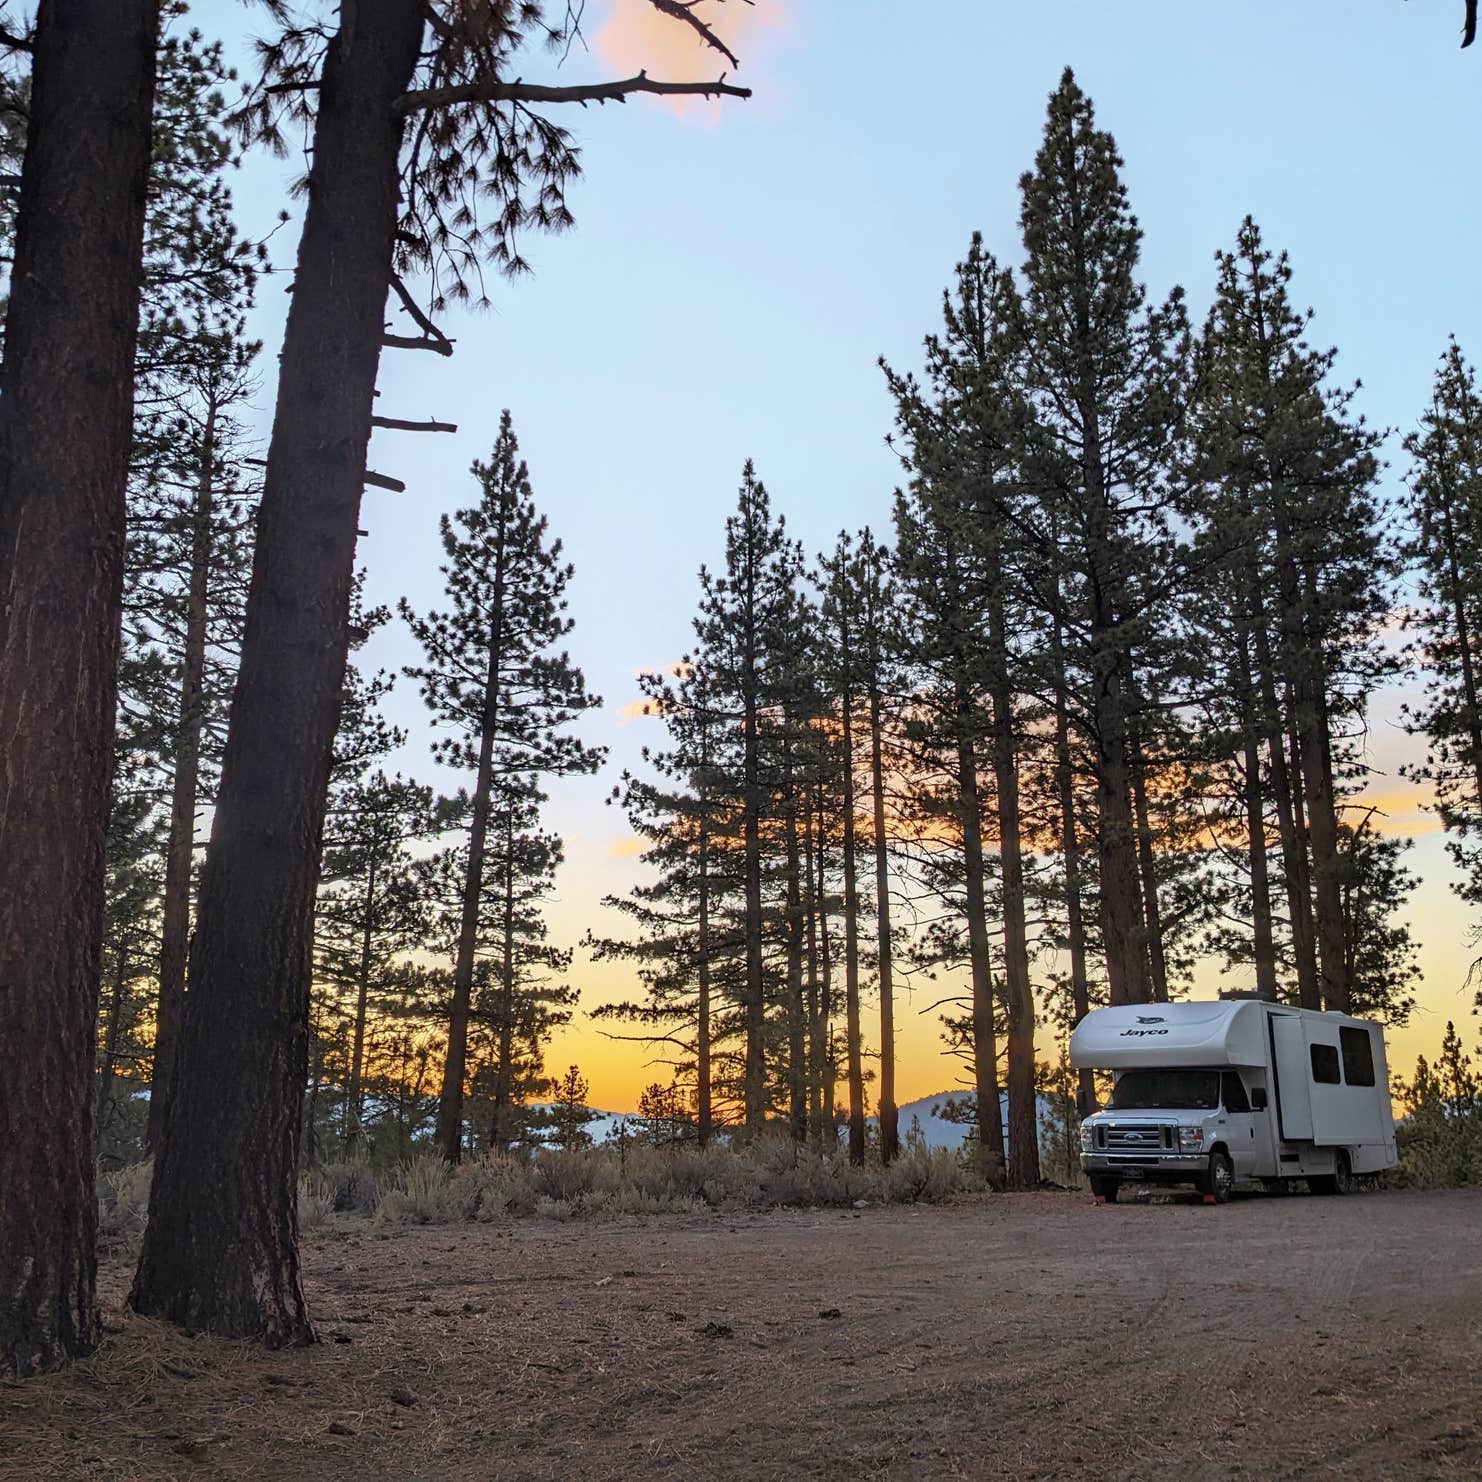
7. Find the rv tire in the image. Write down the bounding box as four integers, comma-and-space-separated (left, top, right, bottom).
1311, 1151, 1354, 1196
1089, 1176, 1120, 1203
1203, 1151, 1234, 1204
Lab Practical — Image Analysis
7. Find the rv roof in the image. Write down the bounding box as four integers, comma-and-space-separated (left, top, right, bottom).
1069, 1000, 1270, 1070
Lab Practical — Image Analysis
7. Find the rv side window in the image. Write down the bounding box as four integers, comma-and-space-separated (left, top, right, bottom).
1340, 1026, 1376, 1087
1221, 1071, 1250, 1112
1310, 1043, 1341, 1085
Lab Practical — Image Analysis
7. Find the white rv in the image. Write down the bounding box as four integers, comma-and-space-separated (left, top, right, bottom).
1070, 999, 1397, 1203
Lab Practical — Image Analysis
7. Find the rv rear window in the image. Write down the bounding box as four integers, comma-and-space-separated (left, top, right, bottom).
1340, 1026, 1376, 1087
1310, 1043, 1341, 1085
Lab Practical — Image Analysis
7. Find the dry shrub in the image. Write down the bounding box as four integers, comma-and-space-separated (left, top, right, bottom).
376, 1154, 465, 1224
97, 1159, 153, 1246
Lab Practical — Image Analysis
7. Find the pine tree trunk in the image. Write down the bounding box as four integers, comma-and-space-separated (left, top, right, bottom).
0, 0, 159, 1378
803, 792, 823, 1147
1295, 667, 1349, 1013
868, 680, 898, 1163
956, 708, 1006, 1187
345, 859, 378, 1151
1128, 713, 1170, 1004
988, 592, 1039, 1188
1052, 614, 1096, 1112
97, 943, 131, 1141
840, 675, 866, 1167
1235, 621, 1279, 999
741, 664, 766, 1134
493, 824, 518, 1151
815, 789, 835, 1145
437, 529, 508, 1162
1437, 486, 1482, 810
131, 2, 423, 1343
1250, 582, 1320, 1008
695, 795, 713, 1149
149, 394, 218, 1155
782, 750, 808, 1144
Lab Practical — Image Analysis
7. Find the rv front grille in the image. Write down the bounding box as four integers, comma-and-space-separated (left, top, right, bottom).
1103, 1125, 1173, 1153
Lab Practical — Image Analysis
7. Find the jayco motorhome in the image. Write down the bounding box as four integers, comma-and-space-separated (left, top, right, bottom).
1070, 999, 1397, 1203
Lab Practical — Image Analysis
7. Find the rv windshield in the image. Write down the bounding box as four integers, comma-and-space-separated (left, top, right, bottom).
1109, 1069, 1221, 1111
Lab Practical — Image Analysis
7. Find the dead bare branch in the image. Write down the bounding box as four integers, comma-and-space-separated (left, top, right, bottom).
372, 415, 457, 433
395, 69, 751, 113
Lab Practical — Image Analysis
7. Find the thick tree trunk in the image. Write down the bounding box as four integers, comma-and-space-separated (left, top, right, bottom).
1128, 714, 1170, 1004
815, 790, 835, 1144
803, 792, 823, 1147
1250, 585, 1320, 1008
0, 0, 159, 1378
782, 752, 808, 1144
868, 680, 898, 1163
1051, 615, 1096, 1111
695, 788, 713, 1149
956, 713, 1006, 1187
741, 677, 766, 1134
149, 394, 218, 1155
1234, 622, 1279, 1000
988, 593, 1039, 1189
1295, 671, 1349, 1013
840, 677, 866, 1167
131, 2, 423, 1343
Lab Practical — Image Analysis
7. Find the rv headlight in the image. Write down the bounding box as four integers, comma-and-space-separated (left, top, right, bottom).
1178, 1126, 1205, 1152
1079, 1122, 1094, 1152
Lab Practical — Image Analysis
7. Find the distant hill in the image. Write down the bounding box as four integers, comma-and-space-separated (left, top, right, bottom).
533, 1093, 1055, 1153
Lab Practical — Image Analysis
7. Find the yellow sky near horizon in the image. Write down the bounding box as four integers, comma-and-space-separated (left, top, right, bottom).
540, 683, 1481, 1117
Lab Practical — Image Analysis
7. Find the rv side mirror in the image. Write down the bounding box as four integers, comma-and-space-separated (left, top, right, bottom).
1075, 1087, 1089, 1119
1250, 1087, 1268, 1111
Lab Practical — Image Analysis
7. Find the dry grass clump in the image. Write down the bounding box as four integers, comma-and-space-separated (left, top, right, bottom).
96, 1137, 982, 1241
97, 1158, 153, 1247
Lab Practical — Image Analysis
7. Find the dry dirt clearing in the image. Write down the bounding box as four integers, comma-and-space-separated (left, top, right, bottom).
4, 1189, 1481, 1481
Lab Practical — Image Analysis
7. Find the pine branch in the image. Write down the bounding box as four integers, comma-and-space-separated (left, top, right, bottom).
382, 332, 455, 356
1466, 0, 1478, 47
372, 415, 457, 433
389, 274, 454, 353
645, 0, 744, 70
395, 69, 751, 113
0, 23, 33, 52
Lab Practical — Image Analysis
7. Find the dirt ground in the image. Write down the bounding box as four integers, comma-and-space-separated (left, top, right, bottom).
4, 1188, 1481, 1482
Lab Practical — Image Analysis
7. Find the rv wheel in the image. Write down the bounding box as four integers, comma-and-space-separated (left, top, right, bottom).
1332, 1151, 1355, 1196
1203, 1151, 1234, 1205
1310, 1151, 1354, 1197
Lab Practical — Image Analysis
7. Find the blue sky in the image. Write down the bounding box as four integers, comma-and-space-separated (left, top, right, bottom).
208, 0, 1482, 1107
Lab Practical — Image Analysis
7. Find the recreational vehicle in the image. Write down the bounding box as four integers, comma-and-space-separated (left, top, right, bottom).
1070, 999, 1397, 1203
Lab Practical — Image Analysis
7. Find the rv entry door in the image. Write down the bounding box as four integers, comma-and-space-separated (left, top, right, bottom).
1269, 1012, 1314, 1142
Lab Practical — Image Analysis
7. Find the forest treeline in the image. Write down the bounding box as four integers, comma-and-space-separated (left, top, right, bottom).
1, 1, 1479, 1377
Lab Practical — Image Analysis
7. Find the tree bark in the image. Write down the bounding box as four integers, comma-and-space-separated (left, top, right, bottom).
436, 527, 507, 1162
345, 856, 378, 1150
1234, 620, 1279, 1000
131, 1, 423, 1343
868, 676, 898, 1163
741, 624, 766, 1135
1249, 582, 1320, 1008
782, 743, 808, 1144
695, 785, 713, 1149
1051, 612, 1096, 1112
1128, 712, 1170, 1004
956, 708, 1006, 1187
840, 665, 866, 1167
988, 589, 1039, 1188
0, 0, 159, 1378
149, 392, 218, 1155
